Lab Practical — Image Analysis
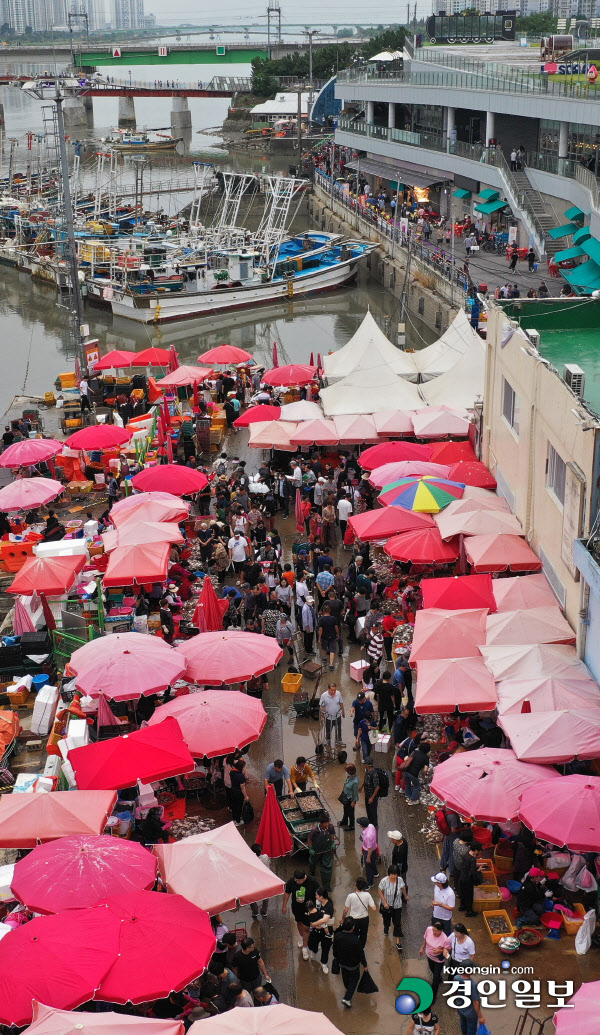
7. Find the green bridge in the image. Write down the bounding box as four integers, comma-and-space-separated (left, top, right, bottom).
75, 43, 289, 66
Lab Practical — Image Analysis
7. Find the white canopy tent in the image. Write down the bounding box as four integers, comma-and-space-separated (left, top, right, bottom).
419, 333, 486, 410
322, 312, 418, 382
368, 50, 404, 61
320, 363, 423, 416
407, 310, 480, 382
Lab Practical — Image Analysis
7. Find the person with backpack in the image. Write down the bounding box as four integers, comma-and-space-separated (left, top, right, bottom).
362, 756, 389, 826
403, 741, 430, 805
407, 1008, 440, 1035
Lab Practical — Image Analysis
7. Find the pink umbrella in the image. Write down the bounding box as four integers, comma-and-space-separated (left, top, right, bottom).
441, 495, 511, 516
369, 461, 451, 488
349, 506, 434, 542
0, 477, 63, 512
131, 464, 208, 495
27, 1003, 184, 1035
69, 631, 186, 701
492, 573, 557, 612
496, 674, 600, 715
0, 438, 62, 468
464, 533, 542, 573
187, 1006, 345, 1035
273, 342, 280, 367
256, 784, 293, 858
435, 507, 523, 540
290, 418, 339, 446
155, 821, 285, 914
519, 775, 600, 852
110, 491, 190, 527
148, 690, 267, 757
200, 345, 254, 365
414, 657, 497, 714
103, 542, 170, 588
431, 748, 561, 822
176, 630, 282, 684
485, 606, 576, 646
248, 421, 298, 451
102, 520, 184, 553
233, 405, 281, 428
479, 642, 587, 681
263, 364, 316, 387
333, 414, 379, 444
554, 982, 600, 1035
12, 834, 157, 914
156, 366, 214, 387
410, 608, 489, 665
411, 409, 471, 439
67, 426, 132, 450
373, 410, 415, 437
499, 709, 600, 763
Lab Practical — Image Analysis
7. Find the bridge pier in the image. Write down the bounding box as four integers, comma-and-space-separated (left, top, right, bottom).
118, 96, 136, 128
63, 95, 88, 129
171, 95, 192, 133
83, 95, 93, 113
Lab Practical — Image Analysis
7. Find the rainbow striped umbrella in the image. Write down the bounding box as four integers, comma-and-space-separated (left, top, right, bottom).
378, 475, 465, 513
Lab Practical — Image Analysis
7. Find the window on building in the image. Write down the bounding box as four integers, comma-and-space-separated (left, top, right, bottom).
502, 378, 519, 435
418, 297, 425, 315
547, 443, 566, 506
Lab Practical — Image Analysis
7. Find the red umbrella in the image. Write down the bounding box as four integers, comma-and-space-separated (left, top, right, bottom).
0, 791, 117, 848
263, 364, 316, 387
176, 630, 283, 684
157, 366, 213, 387
192, 577, 228, 632
0, 438, 62, 468
273, 342, 279, 367
27, 1003, 185, 1035
130, 347, 172, 366
349, 506, 433, 542
429, 440, 477, 465
0, 909, 121, 1026
148, 690, 267, 757
359, 441, 433, 471
94, 349, 136, 371
168, 345, 179, 372
68, 426, 132, 450
309, 351, 314, 366
200, 344, 253, 365
95, 891, 216, 1004
233, 404, 281, 427
132, 464, 208, 496
103, 542, 171, 587
295, 486, 304, 534
8, 555, 86, 595
97, 694, 120, 729
384, 527, 459, 565
12, 834, 157, 914
69, 631, 186, 701
449, 461, 497, 489
68, 717, 195, 790
421, 573, 496, 611
256, 785, 293, 858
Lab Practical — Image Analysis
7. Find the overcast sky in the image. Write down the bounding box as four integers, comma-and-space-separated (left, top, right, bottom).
146, 0, 431, 29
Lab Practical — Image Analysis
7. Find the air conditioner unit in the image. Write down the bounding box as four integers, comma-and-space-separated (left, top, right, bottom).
525, 328, 540, 348
564, 363, 586, 397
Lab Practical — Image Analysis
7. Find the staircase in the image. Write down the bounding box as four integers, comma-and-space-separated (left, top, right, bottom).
512, 169, 562, 258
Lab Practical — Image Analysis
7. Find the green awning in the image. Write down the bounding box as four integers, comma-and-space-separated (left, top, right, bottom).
564, 205, 586, 222
564, 259, 600, 289
478, 189, 500, 201
574, 226, 592, 245
474, 199, 508, 214
453, 188, 472, 199
554, 245, 586, 263
548, 222, 579, 240
581, 238, 600, 264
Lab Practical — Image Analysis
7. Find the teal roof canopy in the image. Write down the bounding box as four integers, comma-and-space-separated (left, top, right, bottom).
548, 222, 579, 240
474, 199, 508, 214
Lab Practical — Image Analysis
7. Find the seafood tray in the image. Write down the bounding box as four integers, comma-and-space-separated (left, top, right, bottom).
285, 809, 304, 822
297, 793, 323, 817
290, 819, 314, 835
279, 797, 297, 812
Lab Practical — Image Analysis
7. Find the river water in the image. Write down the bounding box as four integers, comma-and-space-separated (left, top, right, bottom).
0, 59, 428, 418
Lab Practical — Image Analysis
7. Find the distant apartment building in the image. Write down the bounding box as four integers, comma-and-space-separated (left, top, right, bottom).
109, 0, 144, 29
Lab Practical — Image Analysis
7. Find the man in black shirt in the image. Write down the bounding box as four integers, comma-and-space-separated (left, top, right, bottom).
388, 830, 409, 885
282, 868, 320, 960
404, 741, 430, 805
332, 917, 369, 1008
2, 426, 14, 449
232, 936, 270, 992
326, 587, 344, 657
374, 670, 396, 732
363, 756, 380, 827
318, 603, 339, 671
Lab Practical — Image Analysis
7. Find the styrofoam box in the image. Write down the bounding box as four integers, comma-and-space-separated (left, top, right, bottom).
13, 773, 43, 793
375, 734, 391, 752
35, 539, 89, 559
31, 684, 60, 737
350, 660, 369, 682
0, 865, 15, 902
43, 755, 62, 780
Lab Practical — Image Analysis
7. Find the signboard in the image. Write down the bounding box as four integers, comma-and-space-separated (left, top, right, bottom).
84, 339, 100, 374
508, 226, 518, 245
158, 45, 168, 56
112, 46, 121, 58
216, 45, 226, 55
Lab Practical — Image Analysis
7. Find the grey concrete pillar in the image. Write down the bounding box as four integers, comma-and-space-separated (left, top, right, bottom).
171, 95, 192, 132
388, 102, 395, 129
485, 111, 495, 146
63, 96, 88, 129
558, 119, 570, 175
82, 95, 93, 113
446, 106, 455, 152
366, 100, 374, 124
118, 96, 136, 128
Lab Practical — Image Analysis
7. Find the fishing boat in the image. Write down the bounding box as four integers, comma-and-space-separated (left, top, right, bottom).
105, 130, 183, 153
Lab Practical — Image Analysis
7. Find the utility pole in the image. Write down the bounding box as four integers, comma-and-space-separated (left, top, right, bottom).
303, 29, 320, 124
296, 87, 302, 153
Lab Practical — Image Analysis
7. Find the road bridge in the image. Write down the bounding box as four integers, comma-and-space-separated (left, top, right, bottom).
0, 38, 345, 64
